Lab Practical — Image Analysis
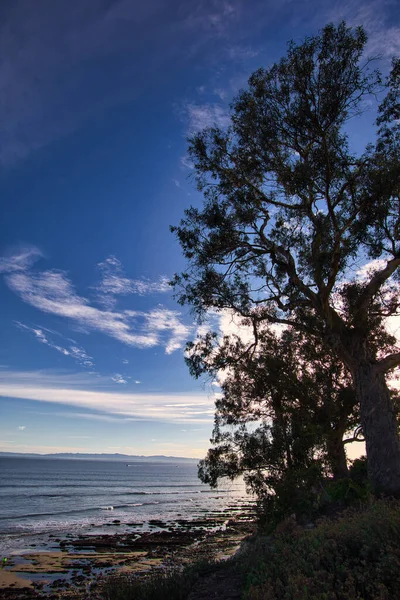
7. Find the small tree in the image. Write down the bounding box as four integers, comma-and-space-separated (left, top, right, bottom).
190, 326, 359, 481
173, 23, 400, 495
192, 327, 361, 523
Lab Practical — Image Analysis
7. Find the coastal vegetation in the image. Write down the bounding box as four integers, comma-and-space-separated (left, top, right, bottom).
168, 19, 400, 600
172, 21, 400, 502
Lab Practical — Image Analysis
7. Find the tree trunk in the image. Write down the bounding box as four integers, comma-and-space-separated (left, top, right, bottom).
353, 361, 400, 496
326, 429, 348, 479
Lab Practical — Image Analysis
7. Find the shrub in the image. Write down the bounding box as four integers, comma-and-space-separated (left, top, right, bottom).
242, 500, 400, 600
255, 464, 325, 531
348, 456, 369, 486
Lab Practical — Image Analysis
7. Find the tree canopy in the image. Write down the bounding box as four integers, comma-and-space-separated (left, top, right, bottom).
172, 22, 400, 496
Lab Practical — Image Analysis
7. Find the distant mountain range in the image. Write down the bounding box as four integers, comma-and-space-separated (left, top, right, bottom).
0, 451, 199, 462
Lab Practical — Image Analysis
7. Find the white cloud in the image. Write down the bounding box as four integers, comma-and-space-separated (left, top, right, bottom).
356, 259, 388, 282
2, 247, 190, 354
18, 425, 26, 430
69, 346, 94, 367
0, 246, 43, 274
324, 0, 400, 59
48, 411, 133, 423
122, 359, 129, 364
95, 255, 169, 308
143, 308, 191, 354
15, 321, 94, 368
134, 380, 141, 384
218, 308, 254, 344
0, 369, 215, 424
180, 154, 194, 170
111, 373, 128, 384
185, 103, 231, 133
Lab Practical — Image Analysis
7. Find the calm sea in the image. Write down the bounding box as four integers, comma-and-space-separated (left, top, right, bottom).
0, 457, 249, 554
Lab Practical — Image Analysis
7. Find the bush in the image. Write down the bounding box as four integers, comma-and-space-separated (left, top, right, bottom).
321, 476, 371, 509
255, 464, 325, 531
348, 456, 368, 486
242, 500, 400, 600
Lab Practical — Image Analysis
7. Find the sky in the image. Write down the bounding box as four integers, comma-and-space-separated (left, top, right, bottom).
0, 0, 399, 459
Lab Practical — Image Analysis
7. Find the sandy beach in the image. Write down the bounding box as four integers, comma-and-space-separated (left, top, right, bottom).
0, 516, 255, 599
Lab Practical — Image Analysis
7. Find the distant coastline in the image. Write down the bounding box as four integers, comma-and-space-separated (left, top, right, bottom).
0, 451, 199, 462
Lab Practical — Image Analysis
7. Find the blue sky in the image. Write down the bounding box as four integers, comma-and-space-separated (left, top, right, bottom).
0, 0, 398, 458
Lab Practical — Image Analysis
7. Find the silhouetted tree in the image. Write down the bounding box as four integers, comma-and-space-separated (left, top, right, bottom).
173, 23, 400, 495
191, 326, 358, 485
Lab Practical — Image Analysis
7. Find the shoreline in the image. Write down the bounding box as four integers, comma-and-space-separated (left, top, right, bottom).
0, 514, 256, 599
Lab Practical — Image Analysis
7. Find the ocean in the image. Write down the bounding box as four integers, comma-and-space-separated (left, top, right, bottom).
0, 457, 249, 555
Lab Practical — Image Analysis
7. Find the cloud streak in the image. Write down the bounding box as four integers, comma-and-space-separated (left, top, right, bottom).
2, 247, 190, 354
323, 0, 400, 59
15, 322, 95, 367
184, 102, 231, 133
0, 369, 215, 424
111, 373, 128, 384
95, 256, 169, 308
0, 246, 43, 274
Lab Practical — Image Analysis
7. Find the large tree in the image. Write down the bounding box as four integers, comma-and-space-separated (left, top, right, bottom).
172, 23, 400, 496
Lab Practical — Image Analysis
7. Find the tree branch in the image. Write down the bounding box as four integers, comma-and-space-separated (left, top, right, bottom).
375, 352, 400, 374
355, 257, 400, 323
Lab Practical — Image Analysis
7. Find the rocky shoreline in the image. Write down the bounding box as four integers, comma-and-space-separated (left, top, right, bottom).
0, 514, 256, 599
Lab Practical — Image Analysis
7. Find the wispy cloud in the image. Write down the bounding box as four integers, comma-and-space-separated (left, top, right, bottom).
15, 321, 95, 367
225, 45, 259, 61
144, 307, 191, 354
111, 373, 128, 384
324, 0, 400, 59
180, 154, 194, 170
18, 425, 26, 431
356, 259, 388, 282
0, 369, 215, 424
0, 246, 43, 274
2, 247, 190, 354
182, 0, 239, 36
184, 102, 231, 133
0, 0, 252, 167
95, 255, 169, 308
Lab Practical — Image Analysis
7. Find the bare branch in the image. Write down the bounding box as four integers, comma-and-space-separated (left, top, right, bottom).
375, 352, 400, 374
355, 257, 400, 323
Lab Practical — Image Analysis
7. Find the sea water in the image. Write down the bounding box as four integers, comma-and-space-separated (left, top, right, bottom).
0, 457, 249, 554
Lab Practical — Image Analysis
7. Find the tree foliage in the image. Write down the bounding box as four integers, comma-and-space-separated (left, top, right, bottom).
193, 327, 360, 522
172, 22, 400, 495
